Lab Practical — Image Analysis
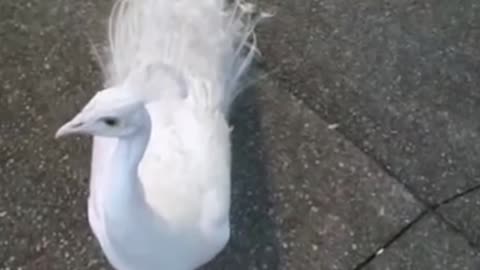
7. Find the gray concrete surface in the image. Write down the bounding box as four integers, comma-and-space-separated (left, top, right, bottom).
1, 0, 480, 269
364, 215, 480, 270
206, 78, 424, 270
439, 190, 480, 248
257, 0, 480, 205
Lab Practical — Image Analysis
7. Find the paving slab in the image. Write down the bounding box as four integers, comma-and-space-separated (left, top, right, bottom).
438, 189, 480, 248
0, 201, 108, 270
0, 0, 112, 269
364, 214, 480, 270
258, 0, 480, 204
205, 78, 423, 270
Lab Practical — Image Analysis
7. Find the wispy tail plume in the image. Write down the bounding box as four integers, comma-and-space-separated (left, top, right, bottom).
96, 0, 270, 114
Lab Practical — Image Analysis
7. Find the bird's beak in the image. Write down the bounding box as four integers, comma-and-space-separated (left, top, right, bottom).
55, 119, 85, 139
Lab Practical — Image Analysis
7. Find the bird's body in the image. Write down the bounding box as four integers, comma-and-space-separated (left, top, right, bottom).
56, 0, 266, 269
89, 98, 232, 269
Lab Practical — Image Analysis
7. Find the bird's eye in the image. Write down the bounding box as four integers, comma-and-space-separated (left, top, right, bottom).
101, 117, 118, 127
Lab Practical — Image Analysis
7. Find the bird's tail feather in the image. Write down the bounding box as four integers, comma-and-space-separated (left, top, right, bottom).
98, 0, 269, 114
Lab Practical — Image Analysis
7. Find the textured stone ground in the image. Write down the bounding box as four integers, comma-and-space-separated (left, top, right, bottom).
1, 0, 479, 269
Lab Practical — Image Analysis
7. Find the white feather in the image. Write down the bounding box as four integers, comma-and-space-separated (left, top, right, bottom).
100, 0, 269, 112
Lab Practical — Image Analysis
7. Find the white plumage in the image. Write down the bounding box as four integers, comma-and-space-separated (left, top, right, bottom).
55, 0, 268, 269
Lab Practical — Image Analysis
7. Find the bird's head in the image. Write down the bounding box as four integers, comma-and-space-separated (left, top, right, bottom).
55, 87, 148, 138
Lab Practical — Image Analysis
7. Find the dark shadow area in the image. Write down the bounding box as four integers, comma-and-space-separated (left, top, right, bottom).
202, 71, 280, 269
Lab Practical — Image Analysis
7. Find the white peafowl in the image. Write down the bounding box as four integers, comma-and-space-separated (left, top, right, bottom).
55, 0, 268, 269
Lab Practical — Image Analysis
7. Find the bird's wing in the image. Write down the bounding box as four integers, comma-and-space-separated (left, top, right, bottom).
137, 99, 232, 228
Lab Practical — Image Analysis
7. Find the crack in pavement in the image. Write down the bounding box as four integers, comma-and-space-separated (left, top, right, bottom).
352, 210, 429, 270
435, 182, 480, 207
351, 183, 480, 270
275, 75, 480, 266
351, 206, 480, 270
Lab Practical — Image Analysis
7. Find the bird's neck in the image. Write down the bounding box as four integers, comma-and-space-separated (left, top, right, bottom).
104, 109, 151, 220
